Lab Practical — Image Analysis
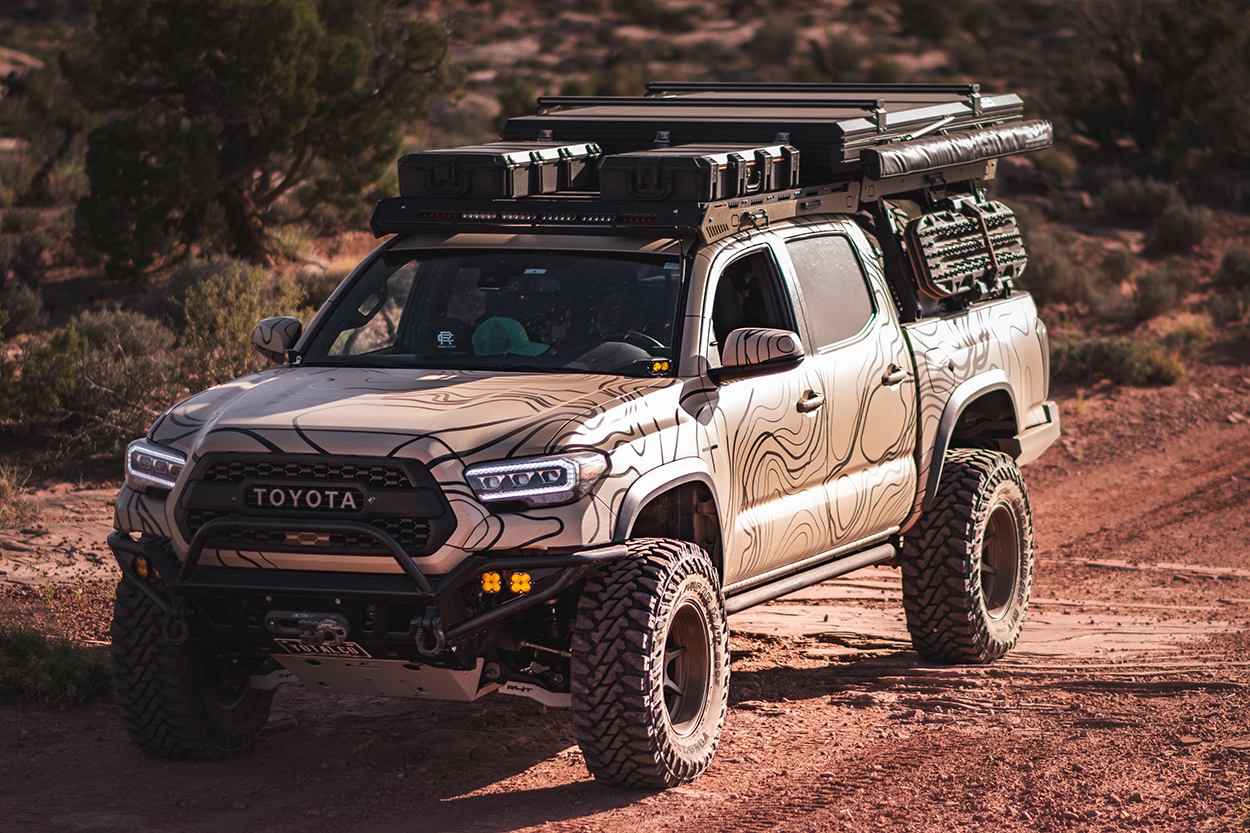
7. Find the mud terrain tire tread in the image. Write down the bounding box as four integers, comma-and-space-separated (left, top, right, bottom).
571, 538, 729, 789
111, 579, 273, 759
901, 449, 1034, 664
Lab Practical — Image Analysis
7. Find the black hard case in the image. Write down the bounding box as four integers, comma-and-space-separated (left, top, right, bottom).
598, 144, 799, 202
502, 92, 1023, 184
397, 141, 601, 199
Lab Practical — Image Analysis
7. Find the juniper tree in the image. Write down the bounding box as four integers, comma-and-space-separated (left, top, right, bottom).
69, 0, 459, 280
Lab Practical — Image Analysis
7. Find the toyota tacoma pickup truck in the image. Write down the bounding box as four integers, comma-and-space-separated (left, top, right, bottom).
108, 82, 1060, 788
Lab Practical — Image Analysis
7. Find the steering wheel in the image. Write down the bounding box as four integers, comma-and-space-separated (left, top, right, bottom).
602, 330, 665, 352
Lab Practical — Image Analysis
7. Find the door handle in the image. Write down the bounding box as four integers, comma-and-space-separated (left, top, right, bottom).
881, 365, 909, 387
796, 390, 825, 413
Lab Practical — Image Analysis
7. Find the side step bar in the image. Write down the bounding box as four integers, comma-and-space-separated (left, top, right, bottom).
724, 542, 896, 615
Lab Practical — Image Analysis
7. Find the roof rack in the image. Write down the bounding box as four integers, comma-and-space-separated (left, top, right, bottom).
373, 84, 1052, 244
641, 81, 984, 116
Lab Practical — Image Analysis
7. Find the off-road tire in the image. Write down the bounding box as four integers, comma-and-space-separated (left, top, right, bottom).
571, 538, 729, 789
110, 579, 273, 759
901, 449, 1034, 663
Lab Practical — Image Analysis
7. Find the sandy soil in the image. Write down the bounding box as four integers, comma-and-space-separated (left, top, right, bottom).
3, 363, 1250, 833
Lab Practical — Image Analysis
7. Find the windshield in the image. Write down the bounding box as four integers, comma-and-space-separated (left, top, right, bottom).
301, 249, 685, 376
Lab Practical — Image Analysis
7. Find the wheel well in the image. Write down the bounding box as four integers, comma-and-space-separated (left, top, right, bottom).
628, 483, 723, 576
949, 390, 1019, 452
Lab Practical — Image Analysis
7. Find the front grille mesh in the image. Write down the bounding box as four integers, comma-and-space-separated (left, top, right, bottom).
185, 456, 443, 559
187, 509, 432, 553
203, 460, 412, 489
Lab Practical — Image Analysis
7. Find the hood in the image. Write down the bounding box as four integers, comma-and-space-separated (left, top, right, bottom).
149, 366, 671, 465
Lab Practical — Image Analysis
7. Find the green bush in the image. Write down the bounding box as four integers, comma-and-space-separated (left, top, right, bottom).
0, 465, 37, 528
11, 228, 53, 284
14, 324, 89, 429
1146, 205, 1213, 253
0, 627, 112, 709
1050, 332, 1187, 385
66, 308, 181, 446
1159, 320, 1211, 357
1021, 224, 1104, 308
0, 283, 48, 336
1096, 177, 1185, 221
75, 307, 176, 359
179, 263, 309, 389
749, 14, 800, 65
1100, 248, 1141, 285
1134, 261, 1196, 320
612, 0, 694, 32
1221, 247, 1250, 291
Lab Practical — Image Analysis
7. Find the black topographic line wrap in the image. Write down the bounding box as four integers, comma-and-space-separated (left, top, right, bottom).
861, 120, 1053, 180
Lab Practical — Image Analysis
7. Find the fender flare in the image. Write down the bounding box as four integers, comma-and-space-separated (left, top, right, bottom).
923, 370, 1019, 511
612, 457, 722, 545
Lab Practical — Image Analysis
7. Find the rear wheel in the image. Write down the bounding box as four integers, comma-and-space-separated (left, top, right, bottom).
111, 579, 273, 759
901, 449, 1034, 663
571, 539, 729, 788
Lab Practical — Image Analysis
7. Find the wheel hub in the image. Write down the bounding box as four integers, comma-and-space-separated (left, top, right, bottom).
980, 502, 1021, 619
662, 600, 712, 735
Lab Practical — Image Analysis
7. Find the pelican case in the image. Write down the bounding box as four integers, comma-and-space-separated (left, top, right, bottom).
398, 141, 602, 199
598, 144, 799, 202
905, 199, 1027, 299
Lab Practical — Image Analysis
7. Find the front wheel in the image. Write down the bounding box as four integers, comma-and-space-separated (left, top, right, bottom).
901, 449, 1035, 663
571, 539, 729, 789
110, 579, 274, 759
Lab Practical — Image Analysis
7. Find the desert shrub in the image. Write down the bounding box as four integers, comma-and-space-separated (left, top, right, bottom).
179, 262, 309, 389
298, 266, 350, 311
497, 76, 541, 122
12, 324, 89, 430
0, 627, 112, 708
1050, 333, 1186, 385
11, 228, 53, 284
75, 307, 176, 359
1158, 320, 1211, 358
1134, 261, 1196, 320
159, 256, 244, 328
1096, 177, 1184, 221
1100, 248, 1141, 285
60, 308, 181, 445
0, 207, 42, 235
866, 56, 906, 84
1221, 247, 1250, 291
0, 465, 37, 528
273, 223, 316, 262
45, 161, 90, 204
0, 283, 48, 336
749, 14, 800, 65
1146, 204, 1213, 253
1031, 149, 1080, 187
809, 30, 870, 81
612, 0, 694, 32
1020, 224, 1103, 308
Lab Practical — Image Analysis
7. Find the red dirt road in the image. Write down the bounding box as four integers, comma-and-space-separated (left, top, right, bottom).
3, 370, 1250, 832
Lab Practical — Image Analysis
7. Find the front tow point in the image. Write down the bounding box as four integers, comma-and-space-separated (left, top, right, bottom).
264, 611, 351, 648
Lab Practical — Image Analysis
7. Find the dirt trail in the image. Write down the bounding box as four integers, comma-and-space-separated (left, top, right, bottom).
3, 385, 1250, 832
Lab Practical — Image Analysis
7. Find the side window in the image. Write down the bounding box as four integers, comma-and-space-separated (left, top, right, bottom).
710, 248, 796, 352
786, 235, 875, 350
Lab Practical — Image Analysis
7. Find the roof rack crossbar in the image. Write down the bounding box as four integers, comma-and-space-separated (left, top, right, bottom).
535, 95, 889, 114
644, 82, 981, 96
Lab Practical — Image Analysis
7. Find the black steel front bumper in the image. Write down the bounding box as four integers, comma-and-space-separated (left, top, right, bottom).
108, 517, 628, 662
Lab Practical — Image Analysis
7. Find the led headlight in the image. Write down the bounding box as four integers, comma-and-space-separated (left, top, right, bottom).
465, 451, 608, 508
125, 439, 187, 493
